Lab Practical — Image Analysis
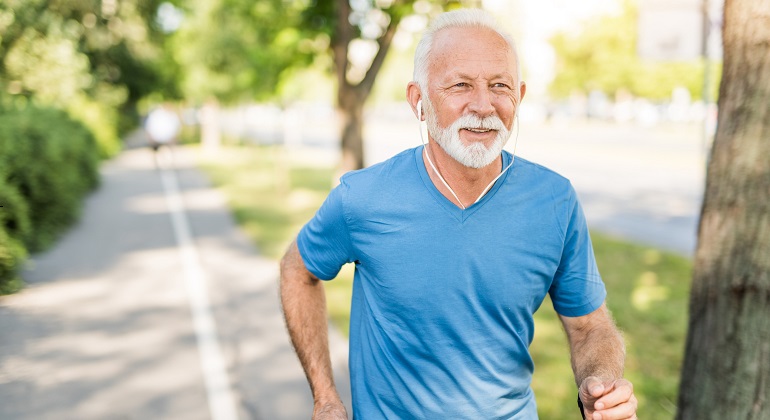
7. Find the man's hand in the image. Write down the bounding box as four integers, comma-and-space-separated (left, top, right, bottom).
313, 400, 348, 420
579, 376, 638, 420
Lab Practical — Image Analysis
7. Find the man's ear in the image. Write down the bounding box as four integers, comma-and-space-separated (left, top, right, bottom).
406, 82, 423, 121
518, 81, 527, 104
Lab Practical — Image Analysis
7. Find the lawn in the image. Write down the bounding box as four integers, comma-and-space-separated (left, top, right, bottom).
196, 144, 691, 419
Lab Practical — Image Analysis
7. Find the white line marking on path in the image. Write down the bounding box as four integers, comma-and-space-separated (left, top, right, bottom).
160, 160, 240, 420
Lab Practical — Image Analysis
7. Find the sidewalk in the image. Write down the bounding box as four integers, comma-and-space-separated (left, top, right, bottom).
0, 136, 350, 419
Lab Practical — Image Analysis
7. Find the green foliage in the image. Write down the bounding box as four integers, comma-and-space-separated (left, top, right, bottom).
0, 227, 25, 295
0, 106, 100, 272
1, 0, 175, 144
0, 175, 28, 294
172, 0, 311, 104
549, 0, 720, 101
66, 95, 123, 158
171, 0, 439, 105
300, 0, 418, 41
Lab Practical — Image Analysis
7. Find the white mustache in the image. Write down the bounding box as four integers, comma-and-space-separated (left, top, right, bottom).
454, 114, 506, 131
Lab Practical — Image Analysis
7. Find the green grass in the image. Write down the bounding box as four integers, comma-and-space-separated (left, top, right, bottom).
197, 145, 334, 259
197, 143, 691, 419
531, 237, 690, 419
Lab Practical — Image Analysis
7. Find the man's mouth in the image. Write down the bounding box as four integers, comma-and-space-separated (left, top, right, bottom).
464, 128, 494, 133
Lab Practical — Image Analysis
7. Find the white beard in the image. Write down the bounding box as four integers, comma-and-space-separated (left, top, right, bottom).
425, 104, 512, 169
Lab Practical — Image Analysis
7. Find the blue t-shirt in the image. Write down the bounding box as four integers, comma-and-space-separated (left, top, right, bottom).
297, 146, 606, 419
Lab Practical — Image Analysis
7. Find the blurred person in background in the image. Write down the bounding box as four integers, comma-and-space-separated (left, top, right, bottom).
144, 103, 181, 155
281, 9, 637, 420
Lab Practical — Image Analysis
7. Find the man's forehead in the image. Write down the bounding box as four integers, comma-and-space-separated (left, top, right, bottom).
429, 27, 516, 79
432, 26, 511, 53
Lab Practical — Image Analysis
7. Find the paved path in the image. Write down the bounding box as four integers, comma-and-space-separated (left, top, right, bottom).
0, 141, 350, 419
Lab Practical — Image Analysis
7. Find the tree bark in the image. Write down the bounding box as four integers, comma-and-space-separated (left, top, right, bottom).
338, 88, 366, 171
332, 0, 405, 172
676, 1, 770, 419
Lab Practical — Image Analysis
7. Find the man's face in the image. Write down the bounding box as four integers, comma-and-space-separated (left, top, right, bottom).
423, 26, 522, 168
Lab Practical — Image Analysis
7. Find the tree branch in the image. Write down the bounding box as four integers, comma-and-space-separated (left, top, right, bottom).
357, 9, 402, 97
332, 0, 353, 96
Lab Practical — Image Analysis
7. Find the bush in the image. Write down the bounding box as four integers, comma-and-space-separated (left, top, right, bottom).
0, 105, 101, 292
0, 228, 26, 295
67, 95, 123, 158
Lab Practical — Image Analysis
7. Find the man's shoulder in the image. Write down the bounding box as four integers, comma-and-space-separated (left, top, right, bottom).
512, 154, 571, 187
339, 147, 419, 188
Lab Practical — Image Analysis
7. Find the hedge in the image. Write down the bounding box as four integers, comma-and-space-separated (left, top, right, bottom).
0, 105, 101, 293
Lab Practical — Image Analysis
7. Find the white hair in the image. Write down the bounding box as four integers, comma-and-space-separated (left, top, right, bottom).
413, 8, 521, 92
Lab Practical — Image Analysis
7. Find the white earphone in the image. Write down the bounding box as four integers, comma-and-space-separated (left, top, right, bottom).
417, 99, 422, 120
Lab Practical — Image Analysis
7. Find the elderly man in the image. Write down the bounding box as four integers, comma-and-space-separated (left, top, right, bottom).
280, 8, 637, 420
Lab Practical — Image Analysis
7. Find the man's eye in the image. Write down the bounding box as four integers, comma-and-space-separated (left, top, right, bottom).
454, 82, 468, 88
493, 83, 510, 89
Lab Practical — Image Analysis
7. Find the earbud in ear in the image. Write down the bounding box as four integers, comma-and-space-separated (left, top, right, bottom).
417, 100, 422, 120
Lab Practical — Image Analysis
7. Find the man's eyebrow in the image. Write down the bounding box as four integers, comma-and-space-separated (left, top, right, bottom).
447, 72, 514, 82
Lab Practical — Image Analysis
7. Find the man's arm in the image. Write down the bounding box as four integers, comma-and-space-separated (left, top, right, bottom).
559, 303, 638, 420
280, 240, 347, 420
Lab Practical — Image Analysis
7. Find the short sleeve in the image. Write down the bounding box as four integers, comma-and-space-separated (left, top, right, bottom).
296, 180, 355, 280
549, 188, 606, 317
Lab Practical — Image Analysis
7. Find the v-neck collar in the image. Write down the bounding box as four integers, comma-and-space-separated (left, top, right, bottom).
414, 145, 513, 223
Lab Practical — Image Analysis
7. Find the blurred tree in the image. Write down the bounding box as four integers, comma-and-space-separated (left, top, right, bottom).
0, 0, 175, 153
172, 0, 306, 103
301, 0, 420, 170
676, 0, 770, 418
548, 0, 718, 101
171, 0, 310, 149
172, 0, 463, 167
301, 0, 472, 171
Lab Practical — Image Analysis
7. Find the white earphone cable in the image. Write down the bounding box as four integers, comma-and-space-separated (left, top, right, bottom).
417, 101, 519, 210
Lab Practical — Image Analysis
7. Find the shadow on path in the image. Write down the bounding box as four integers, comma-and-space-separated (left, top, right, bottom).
0, 137, 350, 419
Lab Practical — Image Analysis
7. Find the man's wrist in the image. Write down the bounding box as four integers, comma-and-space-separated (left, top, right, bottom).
313, 387, 342, 406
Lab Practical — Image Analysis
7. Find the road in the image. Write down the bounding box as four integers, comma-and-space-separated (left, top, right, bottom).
0, 142, 351, 420
513, 119, 705, 256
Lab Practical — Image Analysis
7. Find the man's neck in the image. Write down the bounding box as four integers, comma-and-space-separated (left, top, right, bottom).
422, 142, 504, 209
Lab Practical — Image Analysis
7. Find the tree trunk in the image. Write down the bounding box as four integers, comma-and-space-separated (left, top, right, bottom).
331, 0, 404, 173
339, 88, 366, 171
676, 1, 770, 419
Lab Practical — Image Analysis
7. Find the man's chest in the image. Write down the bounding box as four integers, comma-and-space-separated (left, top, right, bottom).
347, 203, 565, 328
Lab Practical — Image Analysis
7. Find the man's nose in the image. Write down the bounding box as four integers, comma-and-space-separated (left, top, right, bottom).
467, 87, 495, 117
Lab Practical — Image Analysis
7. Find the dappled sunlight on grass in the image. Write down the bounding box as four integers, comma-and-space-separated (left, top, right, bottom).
531, 300, 574, 418
592, 233, 691, 419
197, 143, 691, 419
196, 145, 334, 258
529, 234, 690, 419
632, 271, 670, 311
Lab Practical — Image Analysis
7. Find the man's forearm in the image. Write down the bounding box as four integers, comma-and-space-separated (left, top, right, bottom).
562, 304, 626, 385
562, 305, 638, 418
280, 241, 340, 404
571, 322, 625, 385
